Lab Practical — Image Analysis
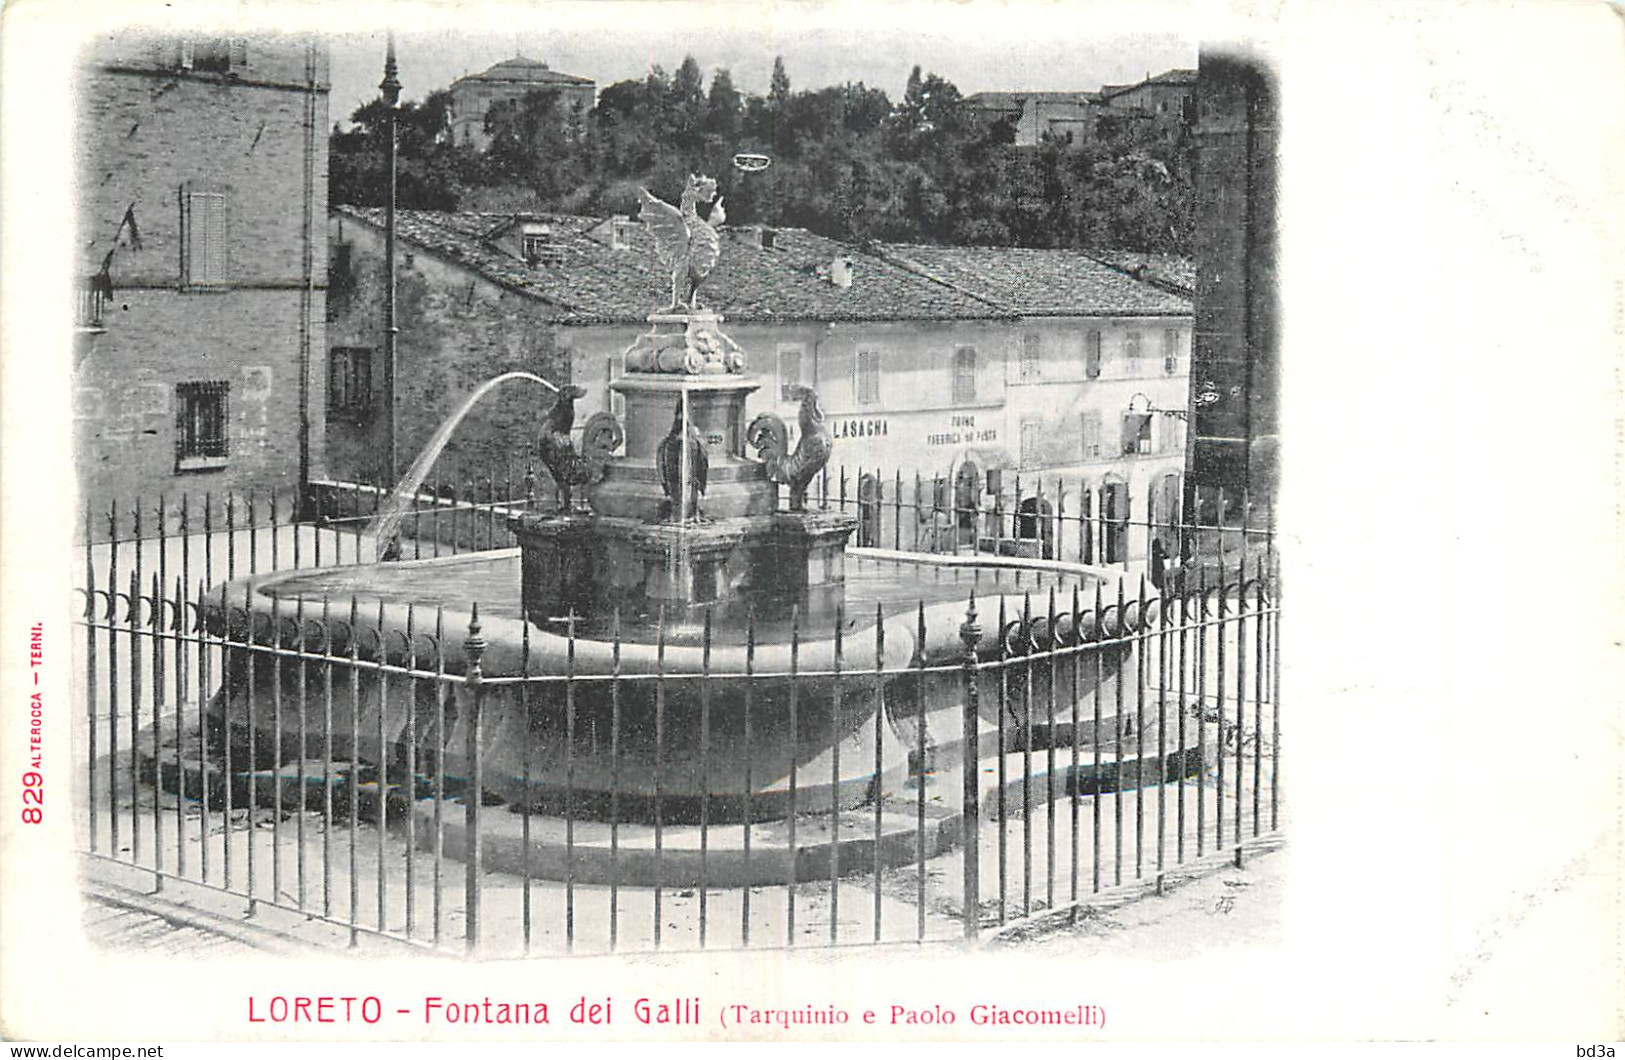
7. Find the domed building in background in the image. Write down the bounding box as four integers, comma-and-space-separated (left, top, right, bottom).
446, 55, 595, 150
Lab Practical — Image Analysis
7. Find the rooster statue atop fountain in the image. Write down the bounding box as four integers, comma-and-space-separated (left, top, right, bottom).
638, 174, 726, 311
535, 384, 625, 512
748, 384, 833, 512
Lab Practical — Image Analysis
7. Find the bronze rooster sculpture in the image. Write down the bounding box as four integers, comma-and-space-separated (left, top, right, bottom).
656, 399, 708, 522
748, 385, 833, 511
535, 384, 624, 511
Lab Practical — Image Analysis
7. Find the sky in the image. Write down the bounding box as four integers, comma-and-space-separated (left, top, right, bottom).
325, 3, 1195, 126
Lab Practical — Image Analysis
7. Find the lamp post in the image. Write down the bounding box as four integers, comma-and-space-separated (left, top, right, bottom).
381, 35, 402, 485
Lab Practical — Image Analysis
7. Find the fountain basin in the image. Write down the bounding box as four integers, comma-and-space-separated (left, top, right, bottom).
201, 551, 1155, 824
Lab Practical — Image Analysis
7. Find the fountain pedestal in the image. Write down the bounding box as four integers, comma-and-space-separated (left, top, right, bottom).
513, 509, 857, 620
515, 312, 855, 620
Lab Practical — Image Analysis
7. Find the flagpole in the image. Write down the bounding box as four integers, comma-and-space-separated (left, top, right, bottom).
381, 34, 402, 486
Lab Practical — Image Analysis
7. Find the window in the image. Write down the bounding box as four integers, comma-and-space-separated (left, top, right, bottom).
163, 38, 247, 73
522, 235, 564, 266
1019, 332, 1042, 381
1080, 410, 1103, 460
175, 382, 229, 470
327, 242, 353, 319
1125, 330, 1144, 360
856, 348, 881, 405
1163, 329, 1179, 374
329, 347, 374, 415
1020, 418, 1044, 467
1085, 330, 1102, 379
1122, 412, 1153, 456
778, 343, 806, 402
183, 191, 227, 286
952, 346, 977, 405
192, 38, 248, 73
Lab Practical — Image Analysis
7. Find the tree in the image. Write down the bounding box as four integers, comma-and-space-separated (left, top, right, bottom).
329, 92, 466, 210
705, 68, 741, 140
329, 52, 1197, 259
769, 56, 790, 108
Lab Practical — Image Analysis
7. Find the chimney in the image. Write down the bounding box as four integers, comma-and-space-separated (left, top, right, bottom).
760, 227, 776, 250
830, 255, 853, 289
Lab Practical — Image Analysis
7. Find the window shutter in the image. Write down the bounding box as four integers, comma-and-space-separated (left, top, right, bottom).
1081, 410, 1102, 460
1021, 419, 1042, 467
1163, 328, 1178, 373
204, 194, 226, 282
779, 344, 803, 401
329, 351, 346, 408
186, 192, 226, 284
856, 348, 880, 404
953, 346, 977, 404
185, 192, 205, 283
1085, 330, 1102, 378
1021, 333, 1041, 380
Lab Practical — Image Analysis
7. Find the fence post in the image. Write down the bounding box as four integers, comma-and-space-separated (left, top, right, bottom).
959, 594, 982, 938
463, 603, 487, 955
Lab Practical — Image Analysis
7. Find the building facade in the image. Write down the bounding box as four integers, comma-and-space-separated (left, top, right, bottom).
76, 32, 329, 517
446, 56, 595, 150
878, 244, 1192, 560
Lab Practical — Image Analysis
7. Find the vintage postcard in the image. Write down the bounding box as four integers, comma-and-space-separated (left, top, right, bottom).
1, 0, 1621, 1046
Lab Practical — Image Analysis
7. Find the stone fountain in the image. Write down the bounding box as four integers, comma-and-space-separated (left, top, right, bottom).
191, 177, 1193, 881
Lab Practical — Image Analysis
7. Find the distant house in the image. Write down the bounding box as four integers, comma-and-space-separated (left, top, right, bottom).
1098, 68, 1198, 123
964, 90, 1100, 146
966, 68, 1196, 147
76, 31, 330, 521
446, 56, 595, 150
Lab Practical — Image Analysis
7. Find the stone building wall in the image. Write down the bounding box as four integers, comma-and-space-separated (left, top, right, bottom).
75, 32, 328, 529
325, 215, 574, 485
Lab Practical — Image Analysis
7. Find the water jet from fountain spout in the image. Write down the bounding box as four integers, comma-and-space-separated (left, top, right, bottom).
368, 371, 560, 559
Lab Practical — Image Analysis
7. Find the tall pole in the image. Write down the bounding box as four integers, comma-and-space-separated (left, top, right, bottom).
381, 35, 402, 485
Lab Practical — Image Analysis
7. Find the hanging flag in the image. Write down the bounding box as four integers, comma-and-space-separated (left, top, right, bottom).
122, 203, 143, 250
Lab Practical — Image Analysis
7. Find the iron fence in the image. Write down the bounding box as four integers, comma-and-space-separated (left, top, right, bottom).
814, 462, 1269, 578
73, 478, 1279, 955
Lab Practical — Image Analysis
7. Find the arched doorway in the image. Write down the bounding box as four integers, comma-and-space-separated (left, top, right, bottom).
857, 472, 880, 547
1101, 475, 1130, 565
953, 460, 982, 548
1151, 470, 1182, 558
1016, 495, 1055, 559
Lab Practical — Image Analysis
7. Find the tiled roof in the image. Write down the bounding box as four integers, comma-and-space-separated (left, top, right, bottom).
966, 91, 1100, 107
1089, 251, 1196, 297
879, 243, 1192, 317
334, 206, 1013, 324
453, 56, 594, 87
1099, 68, 1197, 99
